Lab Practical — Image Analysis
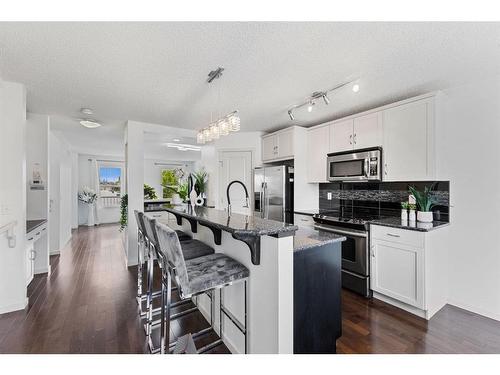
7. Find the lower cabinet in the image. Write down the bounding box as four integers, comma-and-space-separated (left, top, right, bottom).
370, 224, 449, 320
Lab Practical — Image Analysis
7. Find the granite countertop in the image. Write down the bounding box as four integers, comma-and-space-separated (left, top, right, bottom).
26, 219, 47, 234
157, 205, 298, 238
294, 227, 346, 251
294, 209, 319, 216
370, 217, 450, 232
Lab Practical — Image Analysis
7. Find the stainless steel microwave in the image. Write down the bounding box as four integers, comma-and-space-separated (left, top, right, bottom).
327, 147, 382, 182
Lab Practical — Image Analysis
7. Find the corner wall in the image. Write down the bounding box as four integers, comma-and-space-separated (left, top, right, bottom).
0, 81, 27, 313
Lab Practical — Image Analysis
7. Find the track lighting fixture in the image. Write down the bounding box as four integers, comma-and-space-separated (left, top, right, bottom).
286, 79, 358, 121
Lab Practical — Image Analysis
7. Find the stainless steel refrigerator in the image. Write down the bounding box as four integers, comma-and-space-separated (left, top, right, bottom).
254, 165, 294, 223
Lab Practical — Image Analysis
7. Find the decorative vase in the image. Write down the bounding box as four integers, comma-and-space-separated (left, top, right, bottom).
87, 203, 95, 226
195, 194, 204, 206
189, 188, 197, 207
409, 209, 416, 222
417, 211, 433, 223
401, 209, 408, 221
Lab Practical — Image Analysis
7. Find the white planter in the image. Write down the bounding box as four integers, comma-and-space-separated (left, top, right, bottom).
172, 193, 182, 205
87, 203, 96, 226
409, 209, 416, 222
417, 211, 433, 223
401, 209, 408, 221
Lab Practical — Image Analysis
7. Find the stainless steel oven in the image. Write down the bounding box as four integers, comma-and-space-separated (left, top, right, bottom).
314, 222, 371, 297
327, 147, 382, 182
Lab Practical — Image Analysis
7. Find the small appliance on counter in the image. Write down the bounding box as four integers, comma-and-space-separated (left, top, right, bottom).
254, 165, 294, 224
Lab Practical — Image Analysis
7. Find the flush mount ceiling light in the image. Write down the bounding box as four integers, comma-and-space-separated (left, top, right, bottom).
173, 138, 181, 142
165, 143, 201, 152
197, 67, 240, 144
287, 79, 359, 121
80, 119, 102, 128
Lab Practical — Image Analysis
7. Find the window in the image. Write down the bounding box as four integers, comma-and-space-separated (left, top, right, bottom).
161, 169, 179, 199
99, 167, 122, 197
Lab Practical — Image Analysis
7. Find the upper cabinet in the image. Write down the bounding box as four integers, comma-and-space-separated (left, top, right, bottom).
305, 93, 437, 183
382, 98, 434, 181
307, 124, 330, 183
262, 127, 295, 162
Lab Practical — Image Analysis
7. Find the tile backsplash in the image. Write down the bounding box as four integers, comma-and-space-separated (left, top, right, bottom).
319, 181, 450, 222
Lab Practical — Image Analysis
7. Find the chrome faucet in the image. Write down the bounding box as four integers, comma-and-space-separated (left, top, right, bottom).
226, 180, 250, 215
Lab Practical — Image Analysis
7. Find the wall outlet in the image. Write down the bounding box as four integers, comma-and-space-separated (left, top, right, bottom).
327, 192, 332, 200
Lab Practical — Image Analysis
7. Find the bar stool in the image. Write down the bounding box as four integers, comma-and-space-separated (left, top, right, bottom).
141, 213, 215, 350
155, 220, 250, 354
134, 211, 192, 315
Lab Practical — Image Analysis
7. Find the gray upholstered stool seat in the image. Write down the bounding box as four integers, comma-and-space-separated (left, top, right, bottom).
175, 230, 191, 242
184, 253, 249, 297
180, 239, 215, 261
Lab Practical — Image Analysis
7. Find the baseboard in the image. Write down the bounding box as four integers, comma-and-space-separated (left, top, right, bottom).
448, 298, 500, 322
49, 250, 60, 256
373, 292, 428, 319
0, 297, 28, 314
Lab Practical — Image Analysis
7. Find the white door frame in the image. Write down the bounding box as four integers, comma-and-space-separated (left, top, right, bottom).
217, 148, 255, 211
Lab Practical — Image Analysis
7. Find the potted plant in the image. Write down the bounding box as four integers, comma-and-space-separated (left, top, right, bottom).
408, 185, 436, 223
119, 184, 157, 231
401, 202, 409, 221
78, 187, 97, 226
193, 170, 208, 206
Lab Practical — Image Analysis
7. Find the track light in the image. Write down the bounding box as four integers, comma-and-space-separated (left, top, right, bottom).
322, 94, 330, 105
288, 110, 295, 121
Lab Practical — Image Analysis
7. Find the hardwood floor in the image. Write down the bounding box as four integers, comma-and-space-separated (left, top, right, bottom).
338, 289, 500, 353
1, 223, 500, 354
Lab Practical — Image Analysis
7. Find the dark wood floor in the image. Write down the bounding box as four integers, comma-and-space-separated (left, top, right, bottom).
1, 223, 500, 354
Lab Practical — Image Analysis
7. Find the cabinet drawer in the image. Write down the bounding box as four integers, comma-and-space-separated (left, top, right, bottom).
370, 225, 424, 248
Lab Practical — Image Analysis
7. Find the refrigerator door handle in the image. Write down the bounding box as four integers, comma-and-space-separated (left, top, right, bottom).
259, 182, 264, 218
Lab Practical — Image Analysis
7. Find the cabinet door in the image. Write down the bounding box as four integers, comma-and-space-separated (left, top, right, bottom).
25, 242, 34, 286
329, 119, 353, 153
277, 129, 294, 159
382, 100, 430, 181
306, 126, 330, 183
353, 112, 382, 150
371, 239, 424, 309
262, 135, 277, 162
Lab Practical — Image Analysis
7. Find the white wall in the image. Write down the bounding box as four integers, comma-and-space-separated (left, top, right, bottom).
71, 152, 79, 229
292, 127, 318, 211
436, 77, 500, 321
197, 131, 263, 208
26, 113, 49, 221
49, 129, 73, 254
0, 81, 27, 313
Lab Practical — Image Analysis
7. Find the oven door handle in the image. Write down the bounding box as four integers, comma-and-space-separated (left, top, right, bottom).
314, 224, 368, 238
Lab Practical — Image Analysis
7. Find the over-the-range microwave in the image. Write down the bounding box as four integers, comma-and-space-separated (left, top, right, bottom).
327, 147, 382, 182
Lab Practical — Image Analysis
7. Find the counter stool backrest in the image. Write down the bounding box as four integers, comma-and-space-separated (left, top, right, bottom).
155, 221, 189, 292
134, 210, 147, 238
142, 215, 163, 261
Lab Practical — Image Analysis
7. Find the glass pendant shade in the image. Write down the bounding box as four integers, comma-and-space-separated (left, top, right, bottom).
210, 123, 220, 139
218, 119, 230, 136
197, 131, 205, 144
203, 127, 212, 142
228, 114, 241, 132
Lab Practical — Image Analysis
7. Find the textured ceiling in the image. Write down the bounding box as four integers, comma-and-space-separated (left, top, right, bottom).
1, 22, 500, 152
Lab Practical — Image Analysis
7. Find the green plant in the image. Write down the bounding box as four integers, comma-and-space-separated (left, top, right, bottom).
161, 170, 179, 198
408, 184, 436, 212
193, 170, 208, 195
119, 184, 157, 231
177, 182, 189, 202
408, 203, 417, 211
401, 202, 409, 210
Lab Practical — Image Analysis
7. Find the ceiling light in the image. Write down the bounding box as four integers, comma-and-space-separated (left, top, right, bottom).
173, 138, 180, 142
80, 120, 101, 128
210, 123, 220, 139
196, 132, 205, 144
288, 110, 295, 121
352, 84, 360, 93
166, 143, 201, 152
307, 101, 314, 113
80, 108, 93, 115
322, 94, 330, 105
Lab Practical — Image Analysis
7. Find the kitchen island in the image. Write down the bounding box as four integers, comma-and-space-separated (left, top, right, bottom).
146, 205, 345, 354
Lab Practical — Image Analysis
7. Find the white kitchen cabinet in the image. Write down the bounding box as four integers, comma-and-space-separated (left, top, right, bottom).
306, 125, 330, 182
353, 112, 382, 150
371, 237, 424, 309
261, 127, 295, 162
370, 224, 449, 320
382, 98, 434, 181
329, 119, 353, 153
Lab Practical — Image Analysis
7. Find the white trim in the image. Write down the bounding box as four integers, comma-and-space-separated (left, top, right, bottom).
0, 297, 28, 315
448, 299, 500, 322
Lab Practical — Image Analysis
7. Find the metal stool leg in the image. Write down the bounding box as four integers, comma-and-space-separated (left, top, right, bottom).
137, 231, 143, 302
146, 243, 154, 336
160, 270, 172, 354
